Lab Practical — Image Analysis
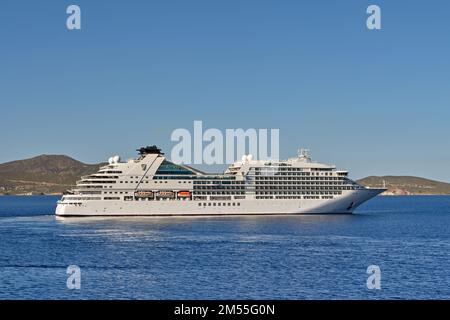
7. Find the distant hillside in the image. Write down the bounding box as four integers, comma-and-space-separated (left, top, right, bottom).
0, 155, 104, 195
357, 176, 450, 195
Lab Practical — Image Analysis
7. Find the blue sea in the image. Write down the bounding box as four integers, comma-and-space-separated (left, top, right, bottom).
0, 195, 449, 299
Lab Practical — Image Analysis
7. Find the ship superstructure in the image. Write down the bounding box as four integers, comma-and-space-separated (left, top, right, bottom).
56, 146, 384, 216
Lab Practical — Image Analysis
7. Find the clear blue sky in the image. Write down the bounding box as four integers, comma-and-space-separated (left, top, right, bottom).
1, 0, 449, 181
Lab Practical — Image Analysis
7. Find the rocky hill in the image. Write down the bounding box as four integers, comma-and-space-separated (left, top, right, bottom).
0, 155, 103, 195
357, 176, 450, 195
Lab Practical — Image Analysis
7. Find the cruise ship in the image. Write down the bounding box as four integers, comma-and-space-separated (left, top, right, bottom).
55, 146, 385, 216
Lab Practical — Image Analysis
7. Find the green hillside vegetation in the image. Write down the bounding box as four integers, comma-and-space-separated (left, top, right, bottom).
0, 155, 103, 195
357, 176, 450, 195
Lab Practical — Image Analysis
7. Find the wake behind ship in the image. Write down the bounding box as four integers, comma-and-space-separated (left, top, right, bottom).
56, 146, 385, 216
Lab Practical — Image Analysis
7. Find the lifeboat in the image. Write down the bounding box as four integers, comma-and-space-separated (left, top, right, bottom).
158, 191, 175, 199
178, 191, 191, 198
135, 190, 154, 198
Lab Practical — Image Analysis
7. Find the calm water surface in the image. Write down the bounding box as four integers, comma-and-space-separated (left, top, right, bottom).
0, 195, 449, 299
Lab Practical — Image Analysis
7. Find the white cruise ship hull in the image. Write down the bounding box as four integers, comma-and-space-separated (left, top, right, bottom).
55, 189, 384, 217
